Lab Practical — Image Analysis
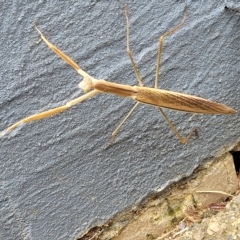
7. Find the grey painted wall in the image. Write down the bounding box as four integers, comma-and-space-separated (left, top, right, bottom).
0, 1, 239, 239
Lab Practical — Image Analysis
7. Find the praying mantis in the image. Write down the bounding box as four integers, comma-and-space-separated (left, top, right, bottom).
0, 6, 236, 144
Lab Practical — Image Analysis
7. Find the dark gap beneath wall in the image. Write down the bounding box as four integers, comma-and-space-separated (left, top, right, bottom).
77, 225, 105, 240
230, 151, 240, 176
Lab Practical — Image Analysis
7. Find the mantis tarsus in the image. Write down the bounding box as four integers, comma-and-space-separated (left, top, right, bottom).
225, 6, 240, 13
0, 6, 236, 144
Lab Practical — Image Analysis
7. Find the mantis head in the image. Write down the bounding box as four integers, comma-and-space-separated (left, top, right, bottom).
78, 76, 94, 93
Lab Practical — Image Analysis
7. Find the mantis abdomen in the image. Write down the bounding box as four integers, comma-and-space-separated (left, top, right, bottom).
93, 79, 236, 114
134, 87, 236, 114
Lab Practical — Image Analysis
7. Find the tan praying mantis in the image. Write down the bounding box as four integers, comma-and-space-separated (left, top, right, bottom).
0, 6, 236, 144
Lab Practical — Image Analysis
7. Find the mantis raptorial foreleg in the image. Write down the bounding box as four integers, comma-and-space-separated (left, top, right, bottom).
1, 24, 101, 137
2, 90, 99, 136
111, 6, 196, 144
34, 23, 91, 79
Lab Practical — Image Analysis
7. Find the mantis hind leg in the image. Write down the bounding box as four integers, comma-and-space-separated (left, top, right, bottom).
155, 6, 186, 88
154, 7, 196, 144
158, 107, 198, 144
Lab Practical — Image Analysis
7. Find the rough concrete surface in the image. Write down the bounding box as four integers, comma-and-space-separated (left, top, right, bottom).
0, 1, 239, 239
99, 152, 239, 240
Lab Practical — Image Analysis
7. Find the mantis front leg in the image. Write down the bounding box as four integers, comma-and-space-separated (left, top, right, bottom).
1, 24, 100, 137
